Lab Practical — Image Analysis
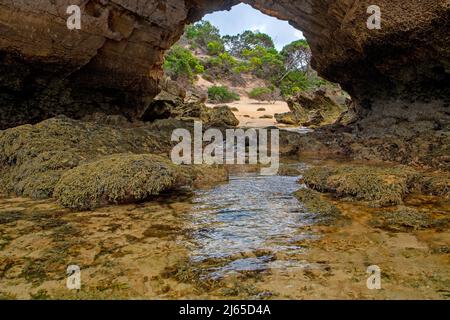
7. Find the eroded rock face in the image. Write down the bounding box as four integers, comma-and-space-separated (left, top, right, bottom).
276, 88, 348, 127
0, 0, 449, 129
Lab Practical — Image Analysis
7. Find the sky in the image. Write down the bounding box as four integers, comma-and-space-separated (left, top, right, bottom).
203, 3, 304, 51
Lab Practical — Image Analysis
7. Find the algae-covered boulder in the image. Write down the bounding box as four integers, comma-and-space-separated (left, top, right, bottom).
303, 110, 325, 127
274, 112, 297, 125
0, 116, 230, 205
419, 172, 450, 199
0, 116, 169, 199
293, 188, 344, 226
278, 164, 303, 176
370, 207, 449, 232
186, 165, 229, 189
282, 88, 348, 127
201, 106, 239, 127
301, 165, 420, 207
54, 154, 185, 210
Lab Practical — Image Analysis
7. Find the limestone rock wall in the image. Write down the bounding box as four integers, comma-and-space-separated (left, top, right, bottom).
0, 0, 449, 129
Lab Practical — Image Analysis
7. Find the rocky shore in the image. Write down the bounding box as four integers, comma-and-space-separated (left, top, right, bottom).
0, 0, 448, 300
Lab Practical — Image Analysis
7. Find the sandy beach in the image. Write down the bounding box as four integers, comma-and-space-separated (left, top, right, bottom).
207, 96, 290, 127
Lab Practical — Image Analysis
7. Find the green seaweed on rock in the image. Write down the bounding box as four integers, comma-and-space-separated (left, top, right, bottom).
301, 165, 420, 207
53, 154, 185, 210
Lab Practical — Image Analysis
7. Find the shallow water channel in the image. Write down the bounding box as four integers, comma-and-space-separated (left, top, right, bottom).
187, 172, 319, 278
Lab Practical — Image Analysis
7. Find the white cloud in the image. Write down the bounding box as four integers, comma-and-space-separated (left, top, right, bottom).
293, 30, 304, 39
250, 24, 268, 33
203, 3, 305, 51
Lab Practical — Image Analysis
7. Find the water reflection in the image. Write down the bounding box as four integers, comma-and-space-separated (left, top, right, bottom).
189, 173, 319, 277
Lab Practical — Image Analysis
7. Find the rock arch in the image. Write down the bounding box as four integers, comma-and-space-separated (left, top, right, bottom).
0, 0, 448, 129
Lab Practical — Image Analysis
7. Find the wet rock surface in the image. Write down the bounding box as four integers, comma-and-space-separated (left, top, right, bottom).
278, 101, 450, 170
370, 206, 449, 232
0, 1, 448, 300
0, 160, 448, 300
293, 188, 346, 226
300, 163, 450, 207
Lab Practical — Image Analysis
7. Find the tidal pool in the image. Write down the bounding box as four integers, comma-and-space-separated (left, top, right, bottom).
0, 162, 448, 299
188, 173, 319, 278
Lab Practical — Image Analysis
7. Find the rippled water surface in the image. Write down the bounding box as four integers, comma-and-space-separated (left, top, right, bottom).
188, 173, 318, 277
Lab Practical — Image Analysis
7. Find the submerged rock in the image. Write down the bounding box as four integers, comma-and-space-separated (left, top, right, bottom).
187, 165, 229, 189
293, 188, 344, 226
370, 207, 449, 232
278, 164, 303, 176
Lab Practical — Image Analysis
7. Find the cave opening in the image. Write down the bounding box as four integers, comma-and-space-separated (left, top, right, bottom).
153, 2, 330, 126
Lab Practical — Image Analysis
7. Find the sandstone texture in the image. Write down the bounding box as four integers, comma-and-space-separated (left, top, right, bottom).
275, 88, 348, 127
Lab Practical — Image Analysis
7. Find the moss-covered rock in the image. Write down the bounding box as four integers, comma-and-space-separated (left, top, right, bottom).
284, 88, 348, 127
201, 106, 239, 127
293, 188, 344, 225
0, 116, 167, 199
0, 116, 231, 206
187, 165, 229, 189
54, 154, 185, 210
274, 112, 297, 125
278, 164, 303, 176
419, 172, 450, 199
302, 165, 420, 207
370, 206, 449, 232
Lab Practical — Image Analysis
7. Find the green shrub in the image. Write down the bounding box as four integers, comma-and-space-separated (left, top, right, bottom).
248, 87, 273, 102
207, 86, 240, 103
242, 46, 284, 81
163, 45, 204, 81
204, 52, 239, 81
207, 41, 225, 55
209, 52, 238, 68
232, 62, 253, 74
279, 71, 333, 97
185, 21, 223, 50
279, 71, 309, 96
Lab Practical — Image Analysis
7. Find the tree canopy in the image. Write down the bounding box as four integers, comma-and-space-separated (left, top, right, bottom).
166, 20, 331, 96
